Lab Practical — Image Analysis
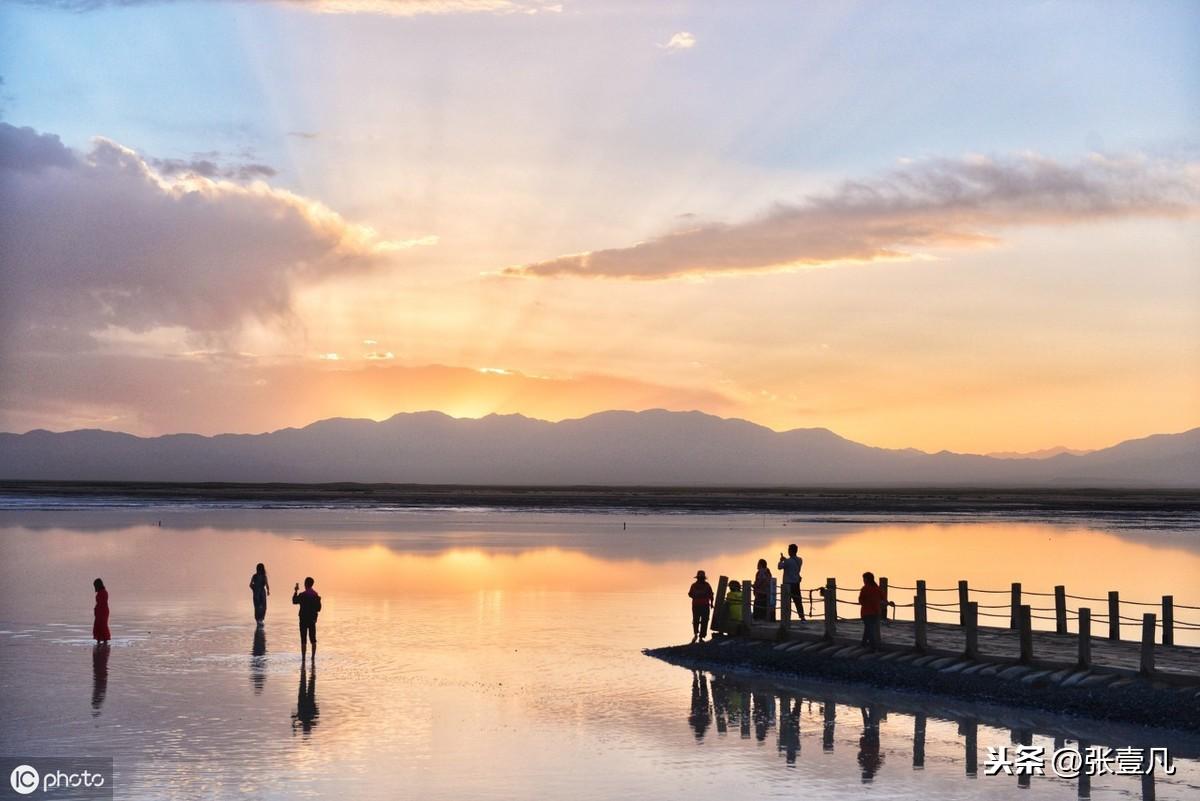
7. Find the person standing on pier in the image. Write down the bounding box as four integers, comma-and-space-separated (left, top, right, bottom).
293, 577, 322, 661
725, 580, 744, 634
753, 559, 772, 621
688, 570, 714, 642
778, 545, 806, 621
858, 572, 884, 651
92, 578, 111, 644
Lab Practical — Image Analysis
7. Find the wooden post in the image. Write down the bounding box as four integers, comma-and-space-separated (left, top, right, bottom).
964, 601, 979, 660
963, 719, 978, 776
741, 577, 752, 633
1162, 595, 1174, 647
916, 579, 927, 613
958, 580, 969, 625
1078, 739, 1091, 799
913, 713, 926, 769
714, 576, 729, 633
1077, 608, 1091, 669
822, 697, 835, 752
879, 577, 889, 623
823, 577, 837, 641
1009, 582, 1021, 629
1054, 585, 1067, 635
780, 583, 792, 627
1019, 605, 1033, 663
1108, 591, 1120, 641
1140, 613, 1156, 676
769, 578, 778, 622
914, 594, 928, 652
1141, 747, 1156, 801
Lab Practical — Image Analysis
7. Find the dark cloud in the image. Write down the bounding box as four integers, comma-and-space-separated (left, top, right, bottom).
151, 156, 278, 181
0, 123, 411, 357
0, 123, 75, 172
505, 153, 1200, 280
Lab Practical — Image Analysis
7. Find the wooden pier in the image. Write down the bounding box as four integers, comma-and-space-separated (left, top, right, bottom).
708, 575, 1200, 687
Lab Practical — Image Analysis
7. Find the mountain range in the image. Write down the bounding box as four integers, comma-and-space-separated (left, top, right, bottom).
1, 410, 1197, 487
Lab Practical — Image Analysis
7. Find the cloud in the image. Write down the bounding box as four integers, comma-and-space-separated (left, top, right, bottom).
0, 123, 430, 354
504, 153, 1200, 280
21, 0, 560, 15
150, 156, 278, 182
661, 31, 696, 51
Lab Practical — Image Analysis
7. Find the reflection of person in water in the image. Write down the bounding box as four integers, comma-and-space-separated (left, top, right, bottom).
778, 694, 800, 765
292, 666, 319, 735
688, 670, 711, 741
91, 643, 109, 717
752, 691, 774, 742
250, 626, 267, 695
857, 704, 885, 782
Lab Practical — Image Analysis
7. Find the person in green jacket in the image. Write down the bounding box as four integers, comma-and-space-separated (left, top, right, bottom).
726, 580, 744, 633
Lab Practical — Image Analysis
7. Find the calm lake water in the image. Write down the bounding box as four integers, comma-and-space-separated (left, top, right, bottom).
1, 507, 1198, 800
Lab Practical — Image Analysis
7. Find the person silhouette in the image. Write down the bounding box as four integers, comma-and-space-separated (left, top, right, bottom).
292, 577, 322, 662
91, 643, 110, 717
92, 578, 111, 644
292, 665, 319, 735
777, 545, 806, 621
249, 563, 270, 625
250, 626, 267, 695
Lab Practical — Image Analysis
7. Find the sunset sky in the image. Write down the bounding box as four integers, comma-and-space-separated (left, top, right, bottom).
1, 0, 1197, 453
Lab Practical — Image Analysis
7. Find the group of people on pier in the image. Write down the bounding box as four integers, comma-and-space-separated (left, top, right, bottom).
688, 544, 886, 649
90, 565, 324, 660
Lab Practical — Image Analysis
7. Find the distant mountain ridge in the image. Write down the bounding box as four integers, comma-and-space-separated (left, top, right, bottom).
1, 410, 1197, 487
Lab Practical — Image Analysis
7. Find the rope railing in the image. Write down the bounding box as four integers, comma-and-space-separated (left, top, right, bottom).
744, 575, 1200, 657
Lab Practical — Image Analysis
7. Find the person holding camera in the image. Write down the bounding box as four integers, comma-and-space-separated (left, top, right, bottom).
292, 577, 322, 661
777, 544, 806, 621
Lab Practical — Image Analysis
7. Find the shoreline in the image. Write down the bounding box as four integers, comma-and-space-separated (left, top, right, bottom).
2, 481, 1199, 516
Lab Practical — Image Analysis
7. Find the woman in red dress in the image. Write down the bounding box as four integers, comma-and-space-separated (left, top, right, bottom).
93, 578, 111, 644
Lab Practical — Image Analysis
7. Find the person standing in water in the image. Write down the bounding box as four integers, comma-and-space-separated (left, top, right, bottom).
92, 578, 111, 644
249, 563, 270, 625
292, 577, 322, 661
688, 570, 714, 643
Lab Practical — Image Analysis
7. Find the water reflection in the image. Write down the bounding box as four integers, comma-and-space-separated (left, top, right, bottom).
687, 671, 710, 740
250, 627, 266, 695
678, 667, 1200, 798
858, 704, 884, 782
292, 666, 318, 736
3, 511, 1196, 645
90, 644, 109, 717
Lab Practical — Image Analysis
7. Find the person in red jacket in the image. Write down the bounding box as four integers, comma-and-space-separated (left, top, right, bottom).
858, 572, 884, 651
688, 570, 714, 642
92, 578, 111, 644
